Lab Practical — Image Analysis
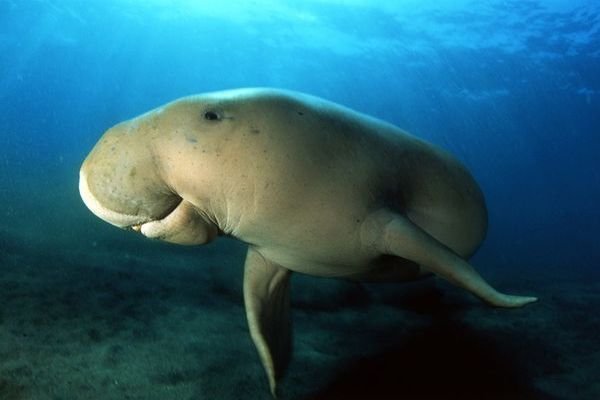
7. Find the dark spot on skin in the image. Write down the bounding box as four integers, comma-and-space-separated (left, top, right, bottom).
186, 137, 198, 143
297, 111, 304, 116
204, 111, 221, 121
250, 128, 260, 134
129, 167, 137, 177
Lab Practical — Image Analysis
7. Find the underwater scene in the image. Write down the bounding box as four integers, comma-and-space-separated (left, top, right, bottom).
1, 0, 599, 399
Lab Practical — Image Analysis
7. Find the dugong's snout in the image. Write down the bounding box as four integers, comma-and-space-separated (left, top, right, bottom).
79, 123, 181, 230
80, 120, 219, 246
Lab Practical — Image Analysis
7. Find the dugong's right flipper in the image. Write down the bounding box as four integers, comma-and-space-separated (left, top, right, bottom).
370, 211, 538, 308
243, 247, 292, 397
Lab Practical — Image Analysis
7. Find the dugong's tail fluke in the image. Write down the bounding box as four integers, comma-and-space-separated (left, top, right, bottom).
243, 247, 292, 397
369, 210, 538, 308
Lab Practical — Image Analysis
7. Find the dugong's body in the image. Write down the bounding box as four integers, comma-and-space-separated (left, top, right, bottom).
79, 88, 536, 396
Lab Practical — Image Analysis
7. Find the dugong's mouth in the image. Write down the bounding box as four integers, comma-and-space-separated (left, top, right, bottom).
79, 169, 182, 231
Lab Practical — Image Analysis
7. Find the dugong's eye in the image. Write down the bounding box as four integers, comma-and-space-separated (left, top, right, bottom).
204, 111, 221, 121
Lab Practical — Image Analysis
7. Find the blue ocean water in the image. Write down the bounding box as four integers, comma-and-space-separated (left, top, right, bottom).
1, 0, 599, 269
0, 1, 599, 399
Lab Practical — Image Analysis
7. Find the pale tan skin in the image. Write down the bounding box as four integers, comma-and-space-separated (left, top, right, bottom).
79, 88, 537, 397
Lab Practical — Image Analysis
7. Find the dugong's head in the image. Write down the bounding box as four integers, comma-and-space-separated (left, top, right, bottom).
79, 116, 178, 230
79, 90, 261, 244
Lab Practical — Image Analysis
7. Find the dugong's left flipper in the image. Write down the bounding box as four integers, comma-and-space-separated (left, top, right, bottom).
369, 211, 538, 308
243, 247, 292, 397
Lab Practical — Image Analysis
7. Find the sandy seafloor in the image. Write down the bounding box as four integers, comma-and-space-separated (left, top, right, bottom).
0, 178, 598, 400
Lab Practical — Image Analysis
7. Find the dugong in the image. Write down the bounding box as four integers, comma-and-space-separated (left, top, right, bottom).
79, 88, 536, 396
